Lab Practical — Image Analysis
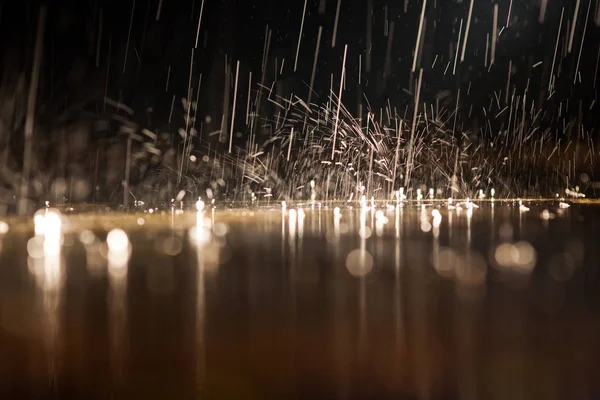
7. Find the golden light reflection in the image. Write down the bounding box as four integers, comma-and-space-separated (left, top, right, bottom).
107, 229, 131, 277
28, 209, 64, 293
28, 208, 65, 384
106, 228, 129, 387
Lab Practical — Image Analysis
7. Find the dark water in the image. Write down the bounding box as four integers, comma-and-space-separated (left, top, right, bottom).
1, 202, 600, 399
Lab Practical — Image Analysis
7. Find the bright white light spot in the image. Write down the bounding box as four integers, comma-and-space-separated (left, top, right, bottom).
420, 221, 432, 232
432, 209, 442, 228
189, 225, 211, 245
107, 229, 129, 253
190, 155, 197, 162
333, 207, 341, 219
137, 218, 145, 225
0, 221, 8, 234
196, 198, 205, 211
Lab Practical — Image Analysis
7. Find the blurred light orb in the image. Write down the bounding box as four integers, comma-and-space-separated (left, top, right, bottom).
79, 229, 96, 246
158, 236, 183, 256
107, 229, 129, 253
494, 241, 537, 273
435, 248, 457, 277
455, 252, 488, 287
27, 236, 45, 259
0, 221, 8, 234
420, 221, 432, 232
548, 253, 575, 282
580, 173, 590, 183
213, 222, 228, 237
34, 209, 62, 237
358, 226, 372, 239
346, 249, 374, 277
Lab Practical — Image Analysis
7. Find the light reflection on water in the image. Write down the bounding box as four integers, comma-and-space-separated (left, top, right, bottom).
0, 202, 599, 398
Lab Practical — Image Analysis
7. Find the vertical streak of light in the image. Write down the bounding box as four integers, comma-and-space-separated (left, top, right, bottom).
308, 26, 323, 106
404, 68, 423, 187
122, 0, 136, 74
574, 0, 592, 83
568, 0, 581, 53
228, 60, 240, 153
394, 206, 404, 353
168, 94, 175, 124
179, 49, 195, 184
358, 54, 362, 85
412, 0, 427, 72
194, 212, 206, 393
491, 4, 498, 66
460, 0, 474, 62
287, 128, 294, 162
505, 60, 512, 104
358, 209, 368, 371
246, 71, 252, 125
453, 19, 463, 75
107, 235, 129, 392
123, 137, 132, 207
194, 0, 205, 48
539, 0, 548, 23
155, 0, 163, 20
549, 8, 565, 91
18, 5, 46, 216
294, 0, 308, 71
384, 21, 395, 78
108, 269, 127, 388
165, 66, 171, 92
331, 0, 342, 47
506, 0, 513, 26
261, 25, 269, 73
331, 45, 348, 160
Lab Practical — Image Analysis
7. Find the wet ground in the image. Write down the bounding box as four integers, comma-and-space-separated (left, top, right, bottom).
1, 200, 600, 399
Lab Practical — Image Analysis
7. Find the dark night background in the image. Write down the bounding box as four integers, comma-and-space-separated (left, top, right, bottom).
0, 0, 599, 206
2, 0, 599, 129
